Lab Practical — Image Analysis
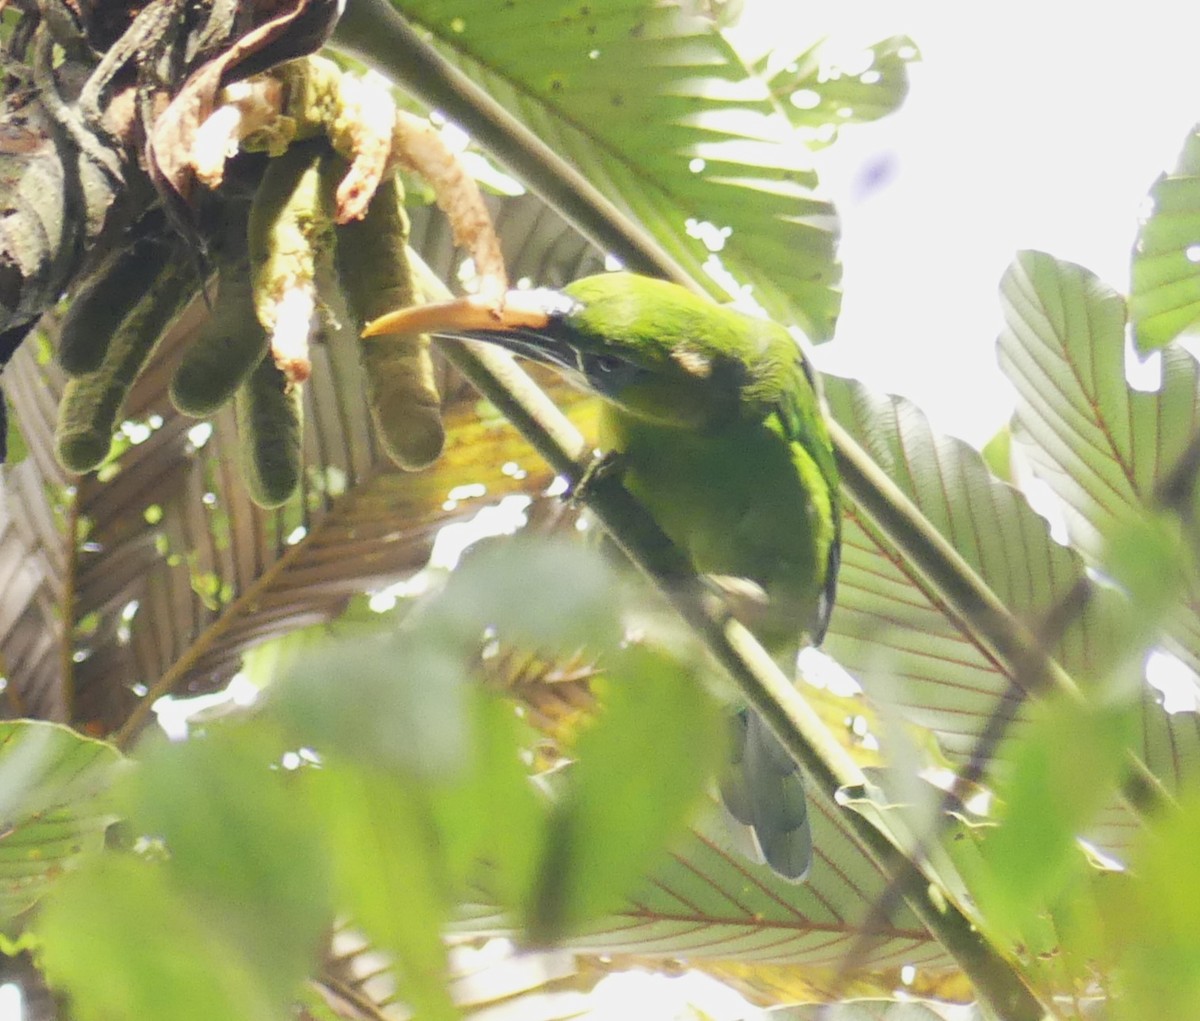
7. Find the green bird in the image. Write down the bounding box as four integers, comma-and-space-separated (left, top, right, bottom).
365, 273, 841, 880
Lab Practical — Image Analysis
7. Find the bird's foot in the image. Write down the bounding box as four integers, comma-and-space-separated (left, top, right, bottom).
567, 449, 627, 506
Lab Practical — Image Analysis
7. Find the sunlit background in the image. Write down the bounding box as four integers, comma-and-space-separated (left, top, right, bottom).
801, 0, 1200, 447
9, 3, 1200, 1019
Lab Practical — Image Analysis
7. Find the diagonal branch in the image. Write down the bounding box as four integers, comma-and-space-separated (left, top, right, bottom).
406, 254, 1048, 1020
330, 0, 1169, 826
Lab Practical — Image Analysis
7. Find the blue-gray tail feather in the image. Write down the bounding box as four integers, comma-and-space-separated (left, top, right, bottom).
719, 709, 812, 881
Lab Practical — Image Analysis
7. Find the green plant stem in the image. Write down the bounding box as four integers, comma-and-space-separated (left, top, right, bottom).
408, 254, 1049, 1021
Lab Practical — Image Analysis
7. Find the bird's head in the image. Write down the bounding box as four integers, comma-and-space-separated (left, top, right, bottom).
363, 273, 806, 431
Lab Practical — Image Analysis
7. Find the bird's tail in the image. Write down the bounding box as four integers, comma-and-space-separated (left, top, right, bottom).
719, 709, 812, 881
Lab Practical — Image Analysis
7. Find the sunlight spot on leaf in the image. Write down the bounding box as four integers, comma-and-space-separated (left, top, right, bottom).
1146, 649, 1200, 713
368, 591, 396, 613
588, 48, 600, 60
449, 16, 465, 32
790, 88, 821, 110
861, 69, 882, 85
688, 157, 705, 173
798, 646, 860, 695
545, 476, 570, 497
228, 674, 259, 707
1078, 837, 1126, 871
447, 482, 486, 501
501, 461, 527, 480
1188, 245, 1200, 263
900, 964, 916, 985
120, 599, 139, 623
285, 526, 307, 546
186, 422, 213, 449
120, 420, 152, 445
685, 217, 728, 252
429, 494, 532, 570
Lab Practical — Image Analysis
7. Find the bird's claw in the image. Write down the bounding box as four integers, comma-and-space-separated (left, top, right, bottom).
567, 450, 627, 506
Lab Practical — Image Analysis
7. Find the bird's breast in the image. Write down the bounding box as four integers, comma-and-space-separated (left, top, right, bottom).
598, 407, 830, 648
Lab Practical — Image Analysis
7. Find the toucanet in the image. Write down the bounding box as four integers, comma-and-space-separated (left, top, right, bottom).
365, 272, 841, 880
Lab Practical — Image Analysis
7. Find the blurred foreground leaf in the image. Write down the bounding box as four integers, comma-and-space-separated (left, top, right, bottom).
529, 644, 724, 942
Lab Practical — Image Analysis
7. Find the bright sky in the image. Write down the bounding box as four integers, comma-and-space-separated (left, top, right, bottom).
791, 0, 1200, 447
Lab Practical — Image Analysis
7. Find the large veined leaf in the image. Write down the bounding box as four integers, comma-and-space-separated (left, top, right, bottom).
0, 456, 67, 722
0, 719, 121, 921
821, 373, 1200, 851
355, 0, 915, 340
460, 789, 953, 975
1131, 124, 1200, 352
998, 250, 1200, 677
0, 194, 601, 740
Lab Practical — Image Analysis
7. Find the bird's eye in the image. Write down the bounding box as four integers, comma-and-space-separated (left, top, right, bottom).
580, 352, 643, 394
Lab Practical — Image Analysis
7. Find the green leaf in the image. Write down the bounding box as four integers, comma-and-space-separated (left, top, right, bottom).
759, 36, 920, 138
276, 622, 471, 777
379, 0, 843, 338
125, 724, 332, 1005
37, 856, 284, 1021
1103, 511, 1192, 633
528, 645, 724, 942
979, 696, 1136, 933
998, 250, 1200, 674
428, 690, 547, 911
980, 424, 1013, 482
822, 375, 1175, 852
435, 536, 625, 652
310, 764, 457, 1021
0, 720, 122, 923
1108, 791, 1200, 1018
1131, 124, 1200, 352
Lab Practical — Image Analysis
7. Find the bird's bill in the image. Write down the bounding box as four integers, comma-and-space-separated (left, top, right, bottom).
362, 293, 554, 338
362, 290, 583, 374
